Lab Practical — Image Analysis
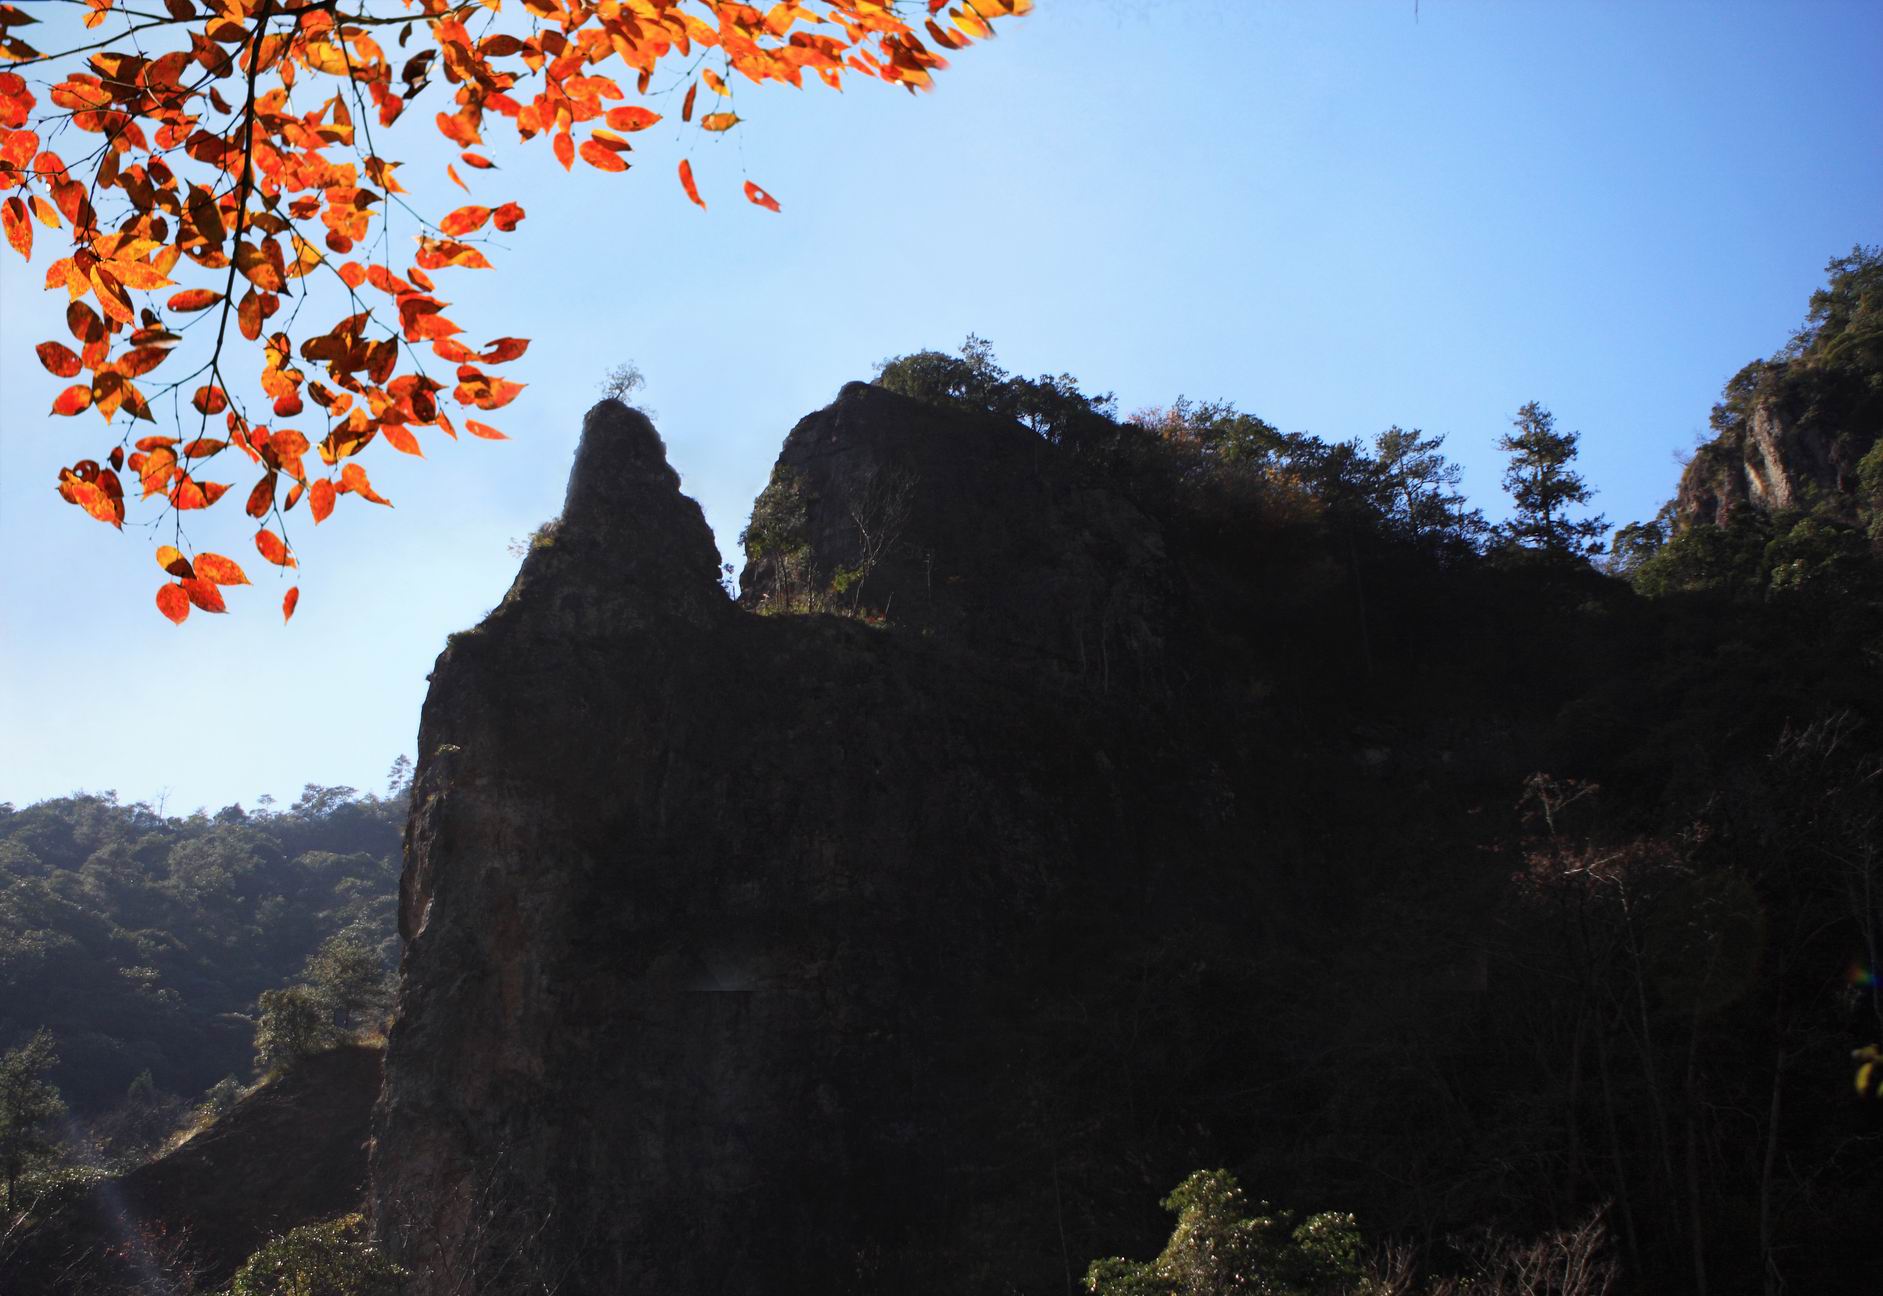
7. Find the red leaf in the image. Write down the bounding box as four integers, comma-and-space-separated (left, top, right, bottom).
256, 528, 297, 568
37, 341, 82, 377
282, 586, 300, 622
491, 202, 525, 232
553, 131, 574, 171
310, 477, 336, 523
167, 287, 222, 312
743, 181, 782, 213
245, 472, 276, 518
678, 159, 705, 210
195, 552, 250, 586
181, 577, 227, 613
682, 82, 697, 123
480, 336, 529, 364
156, 582, 190, 624
51, 384, 92, 416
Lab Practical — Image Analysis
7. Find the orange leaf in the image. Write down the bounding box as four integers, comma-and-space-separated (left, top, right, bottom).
310, 477, 336, 523
682, 81, 697, 123
580, 139, 629, 172
282, 585, 300, 622
553, 131, 574, 171
381, 424, 423, 457
700, 112, 739, 132
454, 373, 525, 410
491, 203, 525, 232
743, 181, 781, 213
436, 110, 481, 148
604, 106, 660, 132
51, 384, 92, 416
678, 159, 705, 209
339, 462, 391, 506
155, 544, 193, 578
466, 419, 508, 440
480, 336, 529, 364
237, 289, 262, 341
171, 477, 230, 510
181, 576, 226, 613
447, 163, 468, 193
2, 195, 29, 259
166, 287, 222, 312
37, 341, 82, 377
255, 528, 296, 568
58, 468, 123, 528
439, 204, 491, 237
192, 384, 229, 415
195, 552, 250, 586
460, 151, 496, 169
156, 582, 190, 624
414, 237, 492, 271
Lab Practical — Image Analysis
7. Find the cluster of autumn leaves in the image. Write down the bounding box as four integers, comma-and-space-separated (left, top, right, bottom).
0, 0, 1029, 623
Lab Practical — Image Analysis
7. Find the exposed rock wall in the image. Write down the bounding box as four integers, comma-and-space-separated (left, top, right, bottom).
373, 394, 1245, 1293
1675, 381, 1873, 528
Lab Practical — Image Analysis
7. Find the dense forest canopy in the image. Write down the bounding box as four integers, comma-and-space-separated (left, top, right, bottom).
0, 780, 402, 1114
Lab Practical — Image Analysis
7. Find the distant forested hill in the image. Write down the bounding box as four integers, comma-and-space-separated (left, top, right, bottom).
0, 785, 401, 1112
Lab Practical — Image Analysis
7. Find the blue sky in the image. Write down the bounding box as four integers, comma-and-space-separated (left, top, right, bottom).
2, 0, 1880, 812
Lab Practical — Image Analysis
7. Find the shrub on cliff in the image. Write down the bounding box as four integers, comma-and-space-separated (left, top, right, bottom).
874, 334, 1117, 445
1085, 1171, 1370, 1296
230, 1214, 404, 1296
254, 987, 341, 1077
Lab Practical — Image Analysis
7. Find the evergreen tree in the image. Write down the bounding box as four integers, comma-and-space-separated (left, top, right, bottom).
1373, 425, 1479, 545
1496, 401, 1608, 555
302, 935, 393, 1031
253, 987, 340, 1075
0, 1029, 64, 1212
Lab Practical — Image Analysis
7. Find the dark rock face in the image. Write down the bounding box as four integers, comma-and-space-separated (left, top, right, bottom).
373, 393, 1248, 1293
739, 382, 1174, 684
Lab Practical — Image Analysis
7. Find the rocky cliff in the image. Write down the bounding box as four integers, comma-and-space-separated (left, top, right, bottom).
373, 389, 1312, 1293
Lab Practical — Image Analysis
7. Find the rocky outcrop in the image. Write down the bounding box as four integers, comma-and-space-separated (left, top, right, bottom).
372, 393, 1260, 1293
1674, 370, 1876, 528
739, 382, 1174, 686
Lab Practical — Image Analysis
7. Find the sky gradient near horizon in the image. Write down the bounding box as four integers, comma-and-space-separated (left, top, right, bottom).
3, 0, 1880, 812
